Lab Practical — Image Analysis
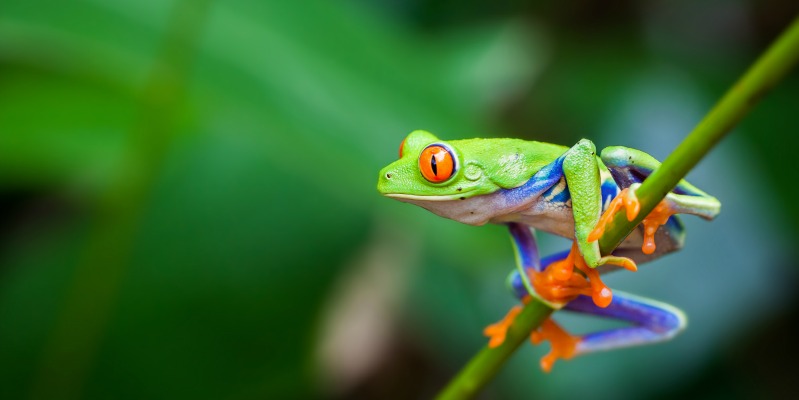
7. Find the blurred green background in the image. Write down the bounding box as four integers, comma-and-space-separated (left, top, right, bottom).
1, 1, 798, 399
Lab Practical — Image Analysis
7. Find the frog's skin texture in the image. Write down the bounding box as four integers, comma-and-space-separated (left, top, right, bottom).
377, 130, 721, 371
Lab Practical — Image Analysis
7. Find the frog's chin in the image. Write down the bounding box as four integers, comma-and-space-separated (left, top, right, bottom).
384, 191, 502, 226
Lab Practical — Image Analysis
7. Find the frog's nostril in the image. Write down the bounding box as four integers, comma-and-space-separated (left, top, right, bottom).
385, 173, 392, 179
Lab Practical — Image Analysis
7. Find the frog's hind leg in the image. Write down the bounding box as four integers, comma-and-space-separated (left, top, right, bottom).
531, 292, 685, 372
600, 146, 721, 220
564, 292, 686, 354
592, 147, 721, 258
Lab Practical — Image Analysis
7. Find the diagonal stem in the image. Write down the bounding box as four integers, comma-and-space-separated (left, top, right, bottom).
598, 16, 799, 253
436, 15, 799, 400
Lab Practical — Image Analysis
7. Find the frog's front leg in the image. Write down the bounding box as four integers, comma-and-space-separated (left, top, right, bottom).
504, 223, 613, 308
484, 223, 587, 348
561, 140, 637, 270
485, 222, 619, 349
484, 223, 546, 348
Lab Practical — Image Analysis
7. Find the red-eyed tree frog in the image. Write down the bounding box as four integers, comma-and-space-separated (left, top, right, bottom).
377, 130, 720, 372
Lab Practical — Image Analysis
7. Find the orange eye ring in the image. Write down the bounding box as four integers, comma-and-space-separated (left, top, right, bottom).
399, 138, 406, 158
419, 144, 457, 183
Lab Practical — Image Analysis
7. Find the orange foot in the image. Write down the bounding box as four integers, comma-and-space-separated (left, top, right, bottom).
483, 304, 523, 348
588, 187, 677, 255
531, 242, 614, 308
530, 318, 580, 373
640, 201, 677, 255
588, 187, 640, 242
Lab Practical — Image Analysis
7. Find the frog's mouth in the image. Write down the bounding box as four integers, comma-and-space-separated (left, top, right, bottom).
384, 192, 473, 201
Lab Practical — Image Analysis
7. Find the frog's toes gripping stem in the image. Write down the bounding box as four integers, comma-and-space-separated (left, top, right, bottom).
484, 244, 602, 350
531, 242, 623, 308
531, 243, 593, 304
588, 184, 677, 255
588, 186, 640, 242
483, 304, 524, 348
530, 318, 580, 373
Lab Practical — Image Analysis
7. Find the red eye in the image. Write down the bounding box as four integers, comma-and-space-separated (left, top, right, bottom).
399, 138, 406, 158
419, 145, 455, 183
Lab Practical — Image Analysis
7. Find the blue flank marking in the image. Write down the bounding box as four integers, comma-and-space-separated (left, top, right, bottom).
500, 156, 565, 206
600, 180, 619, 211
542, 178, 571, 203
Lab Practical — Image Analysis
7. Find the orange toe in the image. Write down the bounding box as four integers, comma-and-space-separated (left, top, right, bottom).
484, 305, 523, 348
573, 254, 613, 308
588, 188, 641, 243
640, 201, 676, 255
530, 318, 580, 373
530, 242, 613, 309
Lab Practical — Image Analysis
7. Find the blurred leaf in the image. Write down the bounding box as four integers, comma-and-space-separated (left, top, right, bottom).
0, 0, 543, 398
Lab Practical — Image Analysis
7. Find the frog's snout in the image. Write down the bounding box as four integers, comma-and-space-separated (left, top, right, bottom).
377, 167, 394, 194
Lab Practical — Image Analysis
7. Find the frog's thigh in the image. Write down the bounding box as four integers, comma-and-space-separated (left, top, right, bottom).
664, 192, 720, 220
563, 291, 686, 355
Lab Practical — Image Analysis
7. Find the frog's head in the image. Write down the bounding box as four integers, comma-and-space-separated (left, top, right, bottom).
377, 130, 536, 225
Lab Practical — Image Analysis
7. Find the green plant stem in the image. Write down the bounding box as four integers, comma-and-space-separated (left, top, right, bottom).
436, 300, 553, 400
437, 15, 799, 400
599, 16, 799, 252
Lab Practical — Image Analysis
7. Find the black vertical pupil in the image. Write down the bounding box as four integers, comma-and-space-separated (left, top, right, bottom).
430, 154, 438, 176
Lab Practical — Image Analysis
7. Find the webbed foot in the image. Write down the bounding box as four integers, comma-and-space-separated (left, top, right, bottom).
588, 184, 677, 255
531, 242, 617, 308
640, 201, 677, 254
530, 318, 580, 373
588, 186, 640, 242
483, 304, 524, 348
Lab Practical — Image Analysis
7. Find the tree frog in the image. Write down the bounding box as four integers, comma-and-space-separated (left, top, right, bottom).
377, 130, 720, 372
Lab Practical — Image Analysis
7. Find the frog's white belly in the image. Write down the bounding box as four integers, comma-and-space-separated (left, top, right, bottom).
393, 190, 576, 238
491, 200, 575, 238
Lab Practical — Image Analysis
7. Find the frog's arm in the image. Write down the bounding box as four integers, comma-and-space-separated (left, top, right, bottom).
561, 140, 635, 270
506, 223, 540, 304
486, 220, 618, 350
484, 222, 573, 348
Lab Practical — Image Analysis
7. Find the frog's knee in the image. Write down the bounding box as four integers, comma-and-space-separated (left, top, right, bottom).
655, 303, 687, 338
599, 146, 631, 168
600, 146, 659, 169
506, 270, 528, 300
